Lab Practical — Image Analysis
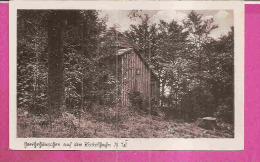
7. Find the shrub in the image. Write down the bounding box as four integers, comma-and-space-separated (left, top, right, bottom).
128, 91, 159, 115
128, 91, 144, 112
91, 104, 128, 124
17, 107, 52, 137
214, 102, 233, 124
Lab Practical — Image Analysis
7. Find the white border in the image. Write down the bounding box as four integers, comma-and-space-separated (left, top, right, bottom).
245, 2, 260, 4
9, 1, 244, 150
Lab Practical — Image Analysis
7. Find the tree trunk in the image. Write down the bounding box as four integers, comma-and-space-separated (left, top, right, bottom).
78, 12, 84, 126
32, 39, 39, 113
160, 79, 166, 107
47, 11, 65, 118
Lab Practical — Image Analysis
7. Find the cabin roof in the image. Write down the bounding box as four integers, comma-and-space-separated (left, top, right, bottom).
116, 48, 133, 56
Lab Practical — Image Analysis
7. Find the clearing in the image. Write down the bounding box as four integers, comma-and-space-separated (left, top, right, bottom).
18, 111, 234, 138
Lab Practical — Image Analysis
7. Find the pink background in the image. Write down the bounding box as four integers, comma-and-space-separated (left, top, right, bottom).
1, 3, 260, 161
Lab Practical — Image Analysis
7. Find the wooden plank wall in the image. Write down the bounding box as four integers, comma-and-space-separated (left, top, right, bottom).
121, 50, 155, 107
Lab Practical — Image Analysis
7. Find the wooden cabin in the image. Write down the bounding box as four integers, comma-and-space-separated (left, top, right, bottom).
116, 38, 160, 107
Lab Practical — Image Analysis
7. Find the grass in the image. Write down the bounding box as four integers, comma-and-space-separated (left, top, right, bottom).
17, 110, 234, 138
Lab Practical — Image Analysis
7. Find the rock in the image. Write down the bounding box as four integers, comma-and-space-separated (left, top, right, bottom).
202, 117, 216, 121
198, 117, 217, 131
24, 111, 29, 116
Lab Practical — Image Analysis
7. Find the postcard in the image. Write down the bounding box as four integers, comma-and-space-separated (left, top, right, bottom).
9, 1, 244, 150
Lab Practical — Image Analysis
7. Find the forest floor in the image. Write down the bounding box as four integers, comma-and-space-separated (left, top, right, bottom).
18, 111, 234, 138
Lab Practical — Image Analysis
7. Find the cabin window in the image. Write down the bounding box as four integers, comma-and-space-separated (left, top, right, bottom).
136, 68, 141, 75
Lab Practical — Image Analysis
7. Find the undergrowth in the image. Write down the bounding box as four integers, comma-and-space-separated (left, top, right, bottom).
17, 107, 234, 138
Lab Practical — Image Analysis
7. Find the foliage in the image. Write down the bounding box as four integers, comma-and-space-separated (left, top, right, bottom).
126, 11, 234, 124
128, 91, 144, 112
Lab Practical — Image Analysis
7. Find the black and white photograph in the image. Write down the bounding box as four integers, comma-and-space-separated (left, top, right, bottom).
9, 1, 244, 150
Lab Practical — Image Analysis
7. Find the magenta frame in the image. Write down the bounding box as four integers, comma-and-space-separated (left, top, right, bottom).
1, 3, 260, 161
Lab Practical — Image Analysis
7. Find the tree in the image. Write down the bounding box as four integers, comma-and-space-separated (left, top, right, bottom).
155, 20, 189, 108
126, 11, 158, 60
17, 10, 48, 114
46, 11, 66, 118
203, 27, 234, 123
62, 10, 105, 113
179, 11, 218, 120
